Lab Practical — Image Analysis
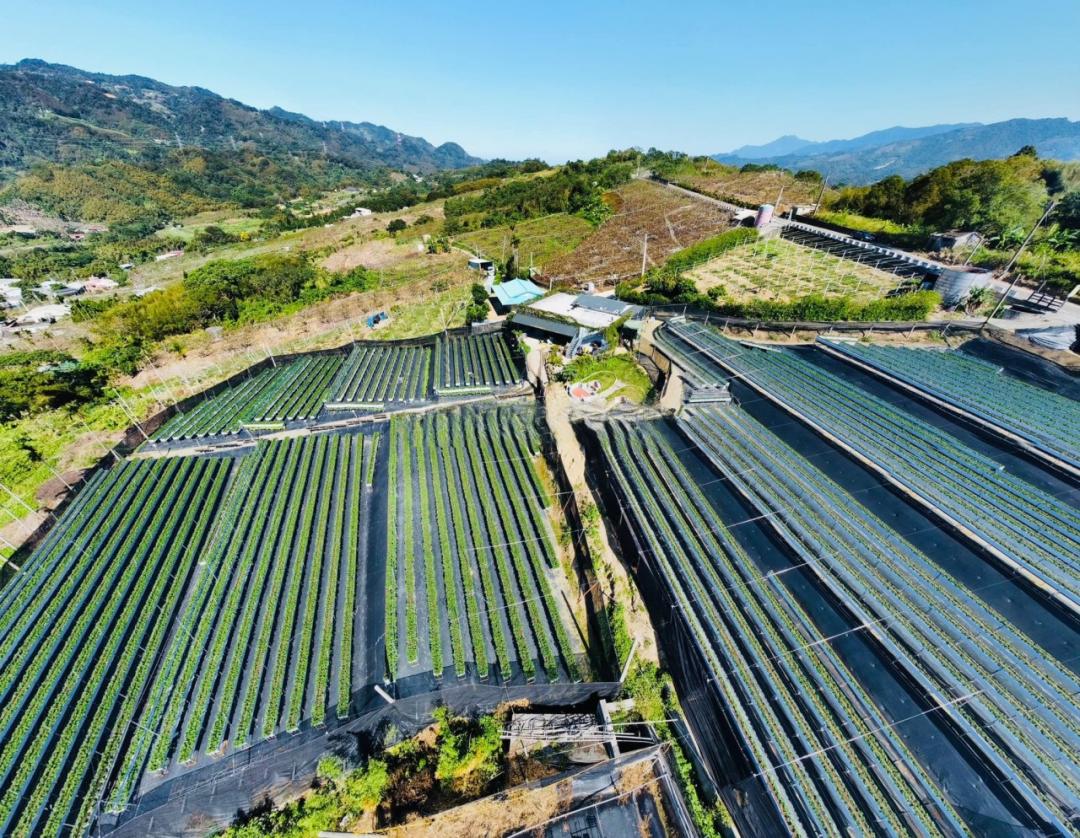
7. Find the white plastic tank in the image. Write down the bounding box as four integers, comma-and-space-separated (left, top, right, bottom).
755, 204, 775, 228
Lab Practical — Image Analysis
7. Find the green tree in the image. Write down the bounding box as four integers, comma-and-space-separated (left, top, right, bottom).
386, 218, 407, 234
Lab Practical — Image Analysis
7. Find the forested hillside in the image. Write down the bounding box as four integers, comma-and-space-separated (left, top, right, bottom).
0, 59, 480, 178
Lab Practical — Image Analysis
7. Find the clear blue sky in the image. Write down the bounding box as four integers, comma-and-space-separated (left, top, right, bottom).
4, 0, 1078, 162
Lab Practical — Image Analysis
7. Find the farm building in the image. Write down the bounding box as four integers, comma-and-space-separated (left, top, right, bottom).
528, 292, 640, 330
509, 311, 584, 345
931, 230, 982, 251
14, 303, 70, 325
490, 277, 544, 312
83, 276, 120, 293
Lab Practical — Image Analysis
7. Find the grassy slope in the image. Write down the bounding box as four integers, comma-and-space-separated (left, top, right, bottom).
559, 353, 654, 404
685, 238, 901, 303
453, 214, 593, 272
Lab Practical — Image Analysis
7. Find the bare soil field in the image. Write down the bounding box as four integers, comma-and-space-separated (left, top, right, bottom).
544, 180, 732, 287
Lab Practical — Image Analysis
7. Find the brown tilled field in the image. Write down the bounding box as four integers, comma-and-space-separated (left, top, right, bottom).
543, 180, 732, 287
675, 166, 826, 210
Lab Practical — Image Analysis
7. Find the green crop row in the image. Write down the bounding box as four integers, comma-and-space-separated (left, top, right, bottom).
450, 414, 511, 678
263, 436, 328, 738
111, 450, 258, 802
0, 462, 151, 696
438, 414, 489, 678
206, 439, 305, 753
400, 420, 419, 665
53, 459, 229, 835
480, 412, 560, 680
489, 412, 581, 679
0, 457, 203, 831
179, 442, 291, 762
463, 416, 536, 681
235, 439, 317, 749
385, 420, 400, 677
0, 457, 182, 779
145, 446, 273, 772
337, 435, 366, 718
427, 419, 466, 677
290, 435, 340, 731
312, 436, 350, 726
414, 421, 443, 675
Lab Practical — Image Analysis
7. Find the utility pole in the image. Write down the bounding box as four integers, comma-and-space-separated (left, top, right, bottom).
813, 175, 830, 215
640, 233, 649, 277
983, 199, 1058, 326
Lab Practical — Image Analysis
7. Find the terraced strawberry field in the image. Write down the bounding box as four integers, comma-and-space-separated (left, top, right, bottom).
110, 430, 379, 802
384, 405, 582, 684
326, 343, 433, 407
153, 355, 343, 441
434, 332, 523, 394
819, 337, 1080, 474
661, 319, 1080, 615
0, 456, 230, 836
584, 412, 1080, 835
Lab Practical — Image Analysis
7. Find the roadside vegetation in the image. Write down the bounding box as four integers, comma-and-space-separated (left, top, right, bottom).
825, 148, 1080, 294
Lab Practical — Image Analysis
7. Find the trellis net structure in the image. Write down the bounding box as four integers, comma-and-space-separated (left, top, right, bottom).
577, 317, 1080, 835
0, 388, 603, 836
152, 332, 527, 443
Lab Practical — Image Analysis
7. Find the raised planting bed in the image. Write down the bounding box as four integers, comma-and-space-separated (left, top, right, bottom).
112, 430, 379, 798
0, 456, 230, 835
383, 404, 584, 685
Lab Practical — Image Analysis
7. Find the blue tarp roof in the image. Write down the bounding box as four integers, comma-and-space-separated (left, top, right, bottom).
492, 278, 545, 307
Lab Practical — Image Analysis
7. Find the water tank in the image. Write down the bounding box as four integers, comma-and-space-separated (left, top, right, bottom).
755, 204, 775, 228
934, 267, 991, 307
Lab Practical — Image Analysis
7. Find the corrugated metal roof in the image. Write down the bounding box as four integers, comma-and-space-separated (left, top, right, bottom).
510, 312, 581, 339
574, 294, 631, 315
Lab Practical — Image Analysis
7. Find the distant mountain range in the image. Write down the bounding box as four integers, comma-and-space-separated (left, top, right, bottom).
715, 118, 1080, 184
0, 59, 481, 177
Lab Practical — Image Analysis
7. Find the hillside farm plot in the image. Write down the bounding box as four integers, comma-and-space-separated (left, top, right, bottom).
545, 180, 732, 287
820, 338, 1080, 474
685, 237, 902, 302
584, 411, 1080, 835
152, 355, 343, 441
454, 213, 593, 272
0, 455, 230, 836
110, 431, 379, 803
659, 158, 827, 209
326, 343, 433, 408
660, 320, 1080, 615
679, 405, 1080, 833
241, 355, 343, 425
384, 405, 584, 684
434, 332, 524, 395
